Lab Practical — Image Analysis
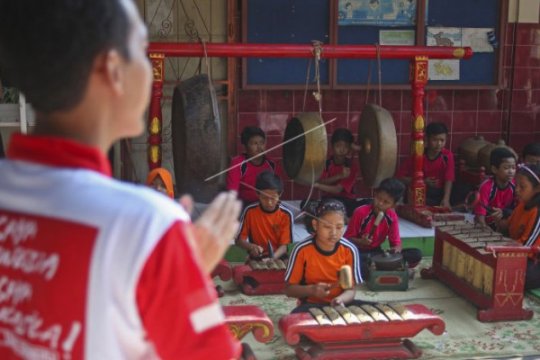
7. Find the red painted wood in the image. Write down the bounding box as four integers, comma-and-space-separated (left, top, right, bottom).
148, 42, 472, 60
224, 305, 274, 343
233, 263, 286, 295
422, 226, 534, 322
279, 303, 445, 359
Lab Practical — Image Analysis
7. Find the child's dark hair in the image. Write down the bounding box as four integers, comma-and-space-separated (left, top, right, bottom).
255, 170, 283, 193
517, 164, 540, 210
315, 198, 346, 218
331, 128, 354, 145
425, 122, 448, 137
240, 126, 266, 146
375, 178, 405, 203
523, 143, 540, 159
490, 147, 516, 168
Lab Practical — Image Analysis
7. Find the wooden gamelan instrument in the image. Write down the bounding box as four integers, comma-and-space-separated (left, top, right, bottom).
233, 259, 288, 295
223, 305, 274, 360
279, 302, 445, 360
421, 221, 533, 322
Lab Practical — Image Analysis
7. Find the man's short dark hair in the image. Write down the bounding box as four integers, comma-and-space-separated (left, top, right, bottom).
255, 171, 283, 193
523, 143, 540, 158
331, 128, 354, 145
240, 126, 266, 146
376, 178, 405, 203
426, 122, 448, 137
490, 147, 516, 168
0, 0, 131, 113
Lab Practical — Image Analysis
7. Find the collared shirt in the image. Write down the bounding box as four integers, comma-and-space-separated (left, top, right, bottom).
344, 204, 401, 250
238, 202, 293, 256
0, 133, 240, 360
397, 148, 455, 189
226, 154, 281, 204
319, 157, 359, 199
474, 177, 515, 224
285, 237, 362, 304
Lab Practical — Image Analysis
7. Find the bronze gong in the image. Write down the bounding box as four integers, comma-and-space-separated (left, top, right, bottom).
358, 104, 397, 188
282, 113, 327, 185
171, 74, 224, 202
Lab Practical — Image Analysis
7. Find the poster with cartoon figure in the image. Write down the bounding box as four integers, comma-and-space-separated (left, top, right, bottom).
338, 0, 416, 26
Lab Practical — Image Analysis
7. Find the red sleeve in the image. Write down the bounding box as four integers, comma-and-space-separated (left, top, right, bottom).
340, 162, 358, 195
387, 211, 401, 247
136, 221, 241, 360
226, 156, 242, 191
475, 180, 491, 216
444, 150, 455, 181
273, 159, 287, 181
344, 207, 362, 239
396, 156, 412, 178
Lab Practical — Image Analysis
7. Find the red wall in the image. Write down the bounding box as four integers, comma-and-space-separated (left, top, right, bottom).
235, 23, 540, 201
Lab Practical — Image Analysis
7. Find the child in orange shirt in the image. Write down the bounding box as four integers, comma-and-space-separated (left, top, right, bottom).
146, 167, 175, 199
285, 199, 364, 313
236, 170, 293, 260
497, 163, 540, 290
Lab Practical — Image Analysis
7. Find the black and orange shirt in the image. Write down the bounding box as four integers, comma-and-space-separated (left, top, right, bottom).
507, 201, 540, 256
238, 203, 293, 256
285, 237, 362, 304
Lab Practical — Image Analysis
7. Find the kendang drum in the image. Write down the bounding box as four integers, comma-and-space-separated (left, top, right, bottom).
282, 113, 327, 185
279, 302, 445, 359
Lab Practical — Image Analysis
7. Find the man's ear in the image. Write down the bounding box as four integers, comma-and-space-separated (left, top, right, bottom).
491, 165, 498, 174
97, 49, 124, 96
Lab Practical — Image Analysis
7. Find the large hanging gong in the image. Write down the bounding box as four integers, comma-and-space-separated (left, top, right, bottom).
358, 104, 397, 188
282, 113, 327, 185
171, 74, 224, 202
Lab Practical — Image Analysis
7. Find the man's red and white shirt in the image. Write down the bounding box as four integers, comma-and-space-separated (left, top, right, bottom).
0, 134, 240, 360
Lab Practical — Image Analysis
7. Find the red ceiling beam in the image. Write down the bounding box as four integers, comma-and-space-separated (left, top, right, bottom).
148, 42, 472, 60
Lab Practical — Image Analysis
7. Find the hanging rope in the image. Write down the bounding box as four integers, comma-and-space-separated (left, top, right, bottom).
376, 43, 382, 107
302, 58, 312, 113
365, 59, 373, 105
312, 40, 323, 117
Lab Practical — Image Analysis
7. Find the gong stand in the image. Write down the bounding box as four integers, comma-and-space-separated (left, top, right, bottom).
147, 42, 472, 207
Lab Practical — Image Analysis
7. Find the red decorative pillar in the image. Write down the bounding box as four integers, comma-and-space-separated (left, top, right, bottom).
148, 53, 164, 170
409, 56, 428, 207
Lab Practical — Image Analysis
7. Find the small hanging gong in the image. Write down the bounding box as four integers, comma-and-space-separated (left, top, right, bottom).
358, 104, 397, 188
282, 113, 327, 185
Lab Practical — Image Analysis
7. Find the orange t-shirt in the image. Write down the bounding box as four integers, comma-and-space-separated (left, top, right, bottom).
507, 201, 540, 254
238, 203, 293, 256
284, 237, 362, 304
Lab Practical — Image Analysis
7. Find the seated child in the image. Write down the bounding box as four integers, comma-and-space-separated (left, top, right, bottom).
236, 170, 293, 260
314, 128, 366, 217
146, 167, 174, 199
474, 147, 516, 229
497, 163, 540, 290
397, 122, 454, 208
522, 142, 540, 166
226, 126, 282, 208
344, 178, 422, 279
284, 198, 364, 313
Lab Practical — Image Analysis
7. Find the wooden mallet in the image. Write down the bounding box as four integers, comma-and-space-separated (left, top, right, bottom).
334, 265, 353, 290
